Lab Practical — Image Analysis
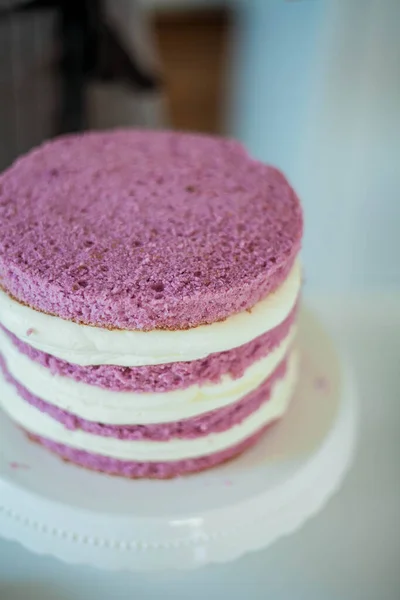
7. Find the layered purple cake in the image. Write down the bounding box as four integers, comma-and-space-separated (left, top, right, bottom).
0, 130, 303, 478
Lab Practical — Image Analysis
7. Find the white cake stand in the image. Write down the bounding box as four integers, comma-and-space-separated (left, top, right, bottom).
0, 308, 357, 571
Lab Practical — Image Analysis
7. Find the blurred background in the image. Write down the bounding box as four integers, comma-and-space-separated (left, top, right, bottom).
1, 0, 399, 293
0, 1, 399, 598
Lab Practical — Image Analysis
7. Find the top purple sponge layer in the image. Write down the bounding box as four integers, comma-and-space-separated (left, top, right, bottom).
0, 130, 303, 330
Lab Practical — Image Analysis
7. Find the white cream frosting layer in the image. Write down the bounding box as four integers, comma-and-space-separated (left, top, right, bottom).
0, 326, 295, 425
0, 351, 297, 462
0, 260, 301, 367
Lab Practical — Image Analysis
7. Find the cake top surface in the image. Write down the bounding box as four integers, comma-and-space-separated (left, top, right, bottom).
0, 130, 302, 330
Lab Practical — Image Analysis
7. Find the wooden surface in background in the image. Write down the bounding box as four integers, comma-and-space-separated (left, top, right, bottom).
153, 9, 230, 134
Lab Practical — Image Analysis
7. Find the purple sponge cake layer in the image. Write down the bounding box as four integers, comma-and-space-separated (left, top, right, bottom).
27, 424, 273, 479
0, 130, 302, 330
3, 305, 297, 393
0, 355, 287, 441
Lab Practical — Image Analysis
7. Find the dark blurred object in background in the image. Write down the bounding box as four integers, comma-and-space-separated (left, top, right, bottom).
0, 0, 231, 171
0, 0, 164, 170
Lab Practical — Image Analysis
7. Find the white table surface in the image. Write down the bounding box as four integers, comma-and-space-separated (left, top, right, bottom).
1, 294, 399, 600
